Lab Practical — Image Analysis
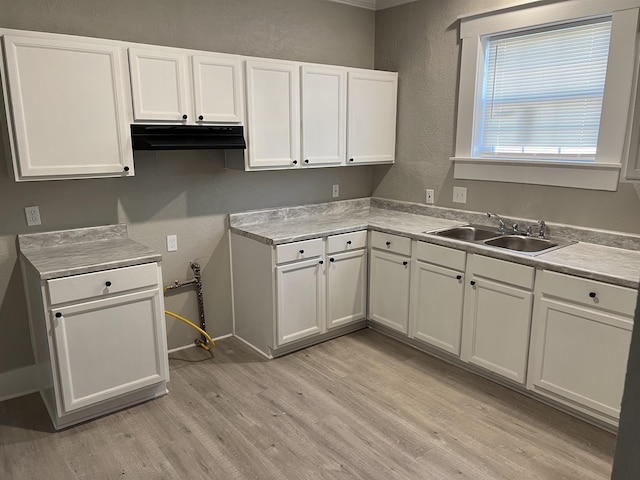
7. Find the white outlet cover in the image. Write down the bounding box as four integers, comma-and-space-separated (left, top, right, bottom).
453, 186, 467, 204
425, 189, 434, 205
332, 184, 340, 198
167, 235, 178, 252
24, 206, 41, 226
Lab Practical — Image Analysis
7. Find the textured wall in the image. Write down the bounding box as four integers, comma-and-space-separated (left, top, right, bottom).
0, 0, 375, 374
373, 0, 640, 233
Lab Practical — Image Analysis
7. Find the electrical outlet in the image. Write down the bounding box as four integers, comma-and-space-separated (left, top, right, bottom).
453, 186, 467, 204
167, 234, 178, 252
332, 184, 339, 198
25, 206, 41, 226
425, 189, 435, 205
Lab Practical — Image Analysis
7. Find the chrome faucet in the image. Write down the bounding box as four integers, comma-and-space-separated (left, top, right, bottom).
537, 220, 546, 238
486, 212, 507, 233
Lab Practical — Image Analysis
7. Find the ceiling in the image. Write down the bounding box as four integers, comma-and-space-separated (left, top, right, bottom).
325, 0, 418, 10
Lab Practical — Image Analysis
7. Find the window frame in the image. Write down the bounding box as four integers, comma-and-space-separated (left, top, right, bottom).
452, 0, 640, 191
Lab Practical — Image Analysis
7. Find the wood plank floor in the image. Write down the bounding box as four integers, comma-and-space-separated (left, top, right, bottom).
0, 329, 616, 479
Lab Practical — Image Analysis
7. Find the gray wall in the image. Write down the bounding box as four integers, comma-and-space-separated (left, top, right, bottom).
0, 0, 376, 374
373, 0, 640, 233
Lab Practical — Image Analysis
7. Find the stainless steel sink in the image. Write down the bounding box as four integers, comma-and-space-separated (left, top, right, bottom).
483, 235, 559, 253
431, 224, 502, 241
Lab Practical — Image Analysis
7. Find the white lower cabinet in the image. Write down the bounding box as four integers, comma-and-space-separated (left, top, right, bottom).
276, 257, 324, 345
21, 261, 169, 429
410, 242, 466, 356
231, 231, 367, 357
460, 254, 534, 384
369, 232, 411, 334
527, 271, 635, 426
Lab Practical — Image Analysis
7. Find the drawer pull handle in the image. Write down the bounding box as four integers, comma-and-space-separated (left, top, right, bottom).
330, 258, 335, 262
456, 275, 462, 280
347, 240, 352, 245
198, 115, 204, 120
589, 292, 597, 299
470, 280, 476, 286
402, 261, 408, 266
105, 281, 112, 287
386, 241, 391, 246
55, 312, 62, 318
293, 160, 298, 165
319, 260, 324, 265
304, 159, 309, 164
299, 250, 304, 254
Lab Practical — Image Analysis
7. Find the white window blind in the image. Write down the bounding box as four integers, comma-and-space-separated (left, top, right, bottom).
479, 18, 612, 161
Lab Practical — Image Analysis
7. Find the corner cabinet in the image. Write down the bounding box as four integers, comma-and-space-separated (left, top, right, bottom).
347, 70, 398, 165
1, 34, 134, 181
128, 47, 243, 124
230, 230, 367, 358
20, 261, 169, 430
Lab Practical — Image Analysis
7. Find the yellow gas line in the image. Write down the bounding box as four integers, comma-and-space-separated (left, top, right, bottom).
164, 310, 215, 351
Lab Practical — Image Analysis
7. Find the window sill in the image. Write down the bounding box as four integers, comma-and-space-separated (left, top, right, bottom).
451, 157, 621, 191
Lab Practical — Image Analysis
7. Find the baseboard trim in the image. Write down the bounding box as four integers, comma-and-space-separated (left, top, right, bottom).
0, 364, 38, 402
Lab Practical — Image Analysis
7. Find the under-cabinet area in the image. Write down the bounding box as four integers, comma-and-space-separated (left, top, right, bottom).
0, 28, 398, 181
229, 199, 640, 430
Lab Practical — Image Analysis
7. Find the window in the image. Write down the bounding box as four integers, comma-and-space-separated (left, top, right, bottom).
453, 0, 640, 191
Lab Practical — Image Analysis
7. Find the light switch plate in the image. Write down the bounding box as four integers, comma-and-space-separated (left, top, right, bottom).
453, 186, 467, 204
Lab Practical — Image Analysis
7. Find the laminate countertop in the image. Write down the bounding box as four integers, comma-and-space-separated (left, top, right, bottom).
229, 198, 640, 289
18, 224, 161, 280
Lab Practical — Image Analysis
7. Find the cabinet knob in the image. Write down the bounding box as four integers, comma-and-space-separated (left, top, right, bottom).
105, 281, 112, 287
319, 260, 324, 265
182, 114, 188, 120
299, 249, 304, 254
55, 312, 62, 318
589, 292, 597, 299
456, 275, 462, 280
347, 240, 352, 245
123, 166, 130, 172
386, 241, 391, 246
402, 261, 408, 266
349, 158, 354, 162
304, 159, 309, 164
330, 258, 335, 262
198, 115, 204, 121
470, 280, 476, 286
293, 160, 298, 165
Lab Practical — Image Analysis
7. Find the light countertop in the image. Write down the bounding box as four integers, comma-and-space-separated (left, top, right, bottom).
229, 199, 640, 289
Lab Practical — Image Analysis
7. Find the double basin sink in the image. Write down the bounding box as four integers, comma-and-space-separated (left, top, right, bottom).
427, 224, 573, 255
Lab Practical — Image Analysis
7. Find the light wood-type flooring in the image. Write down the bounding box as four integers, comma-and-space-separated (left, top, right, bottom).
0, 329, 616, 479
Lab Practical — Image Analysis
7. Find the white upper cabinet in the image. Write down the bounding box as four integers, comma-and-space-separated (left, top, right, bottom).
128, 47, 243, 124
347, 70, 398, 165
301, 66, 346, 167
1, 34, 133, 180
192, 55, 243, 123
245, 60, 300, 168
128, 48, 189, 122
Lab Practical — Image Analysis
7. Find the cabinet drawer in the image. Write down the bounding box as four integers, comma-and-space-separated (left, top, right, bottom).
540, 271, 637, 316
327, 230, 367, 253
276, 238, 323, 264
48, 263, 159, 305
470, 254, 534, 290
415, 242, 466, 271
370, 231, 411, 256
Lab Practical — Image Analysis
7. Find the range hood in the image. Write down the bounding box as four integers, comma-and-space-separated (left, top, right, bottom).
131, 124, 246, 151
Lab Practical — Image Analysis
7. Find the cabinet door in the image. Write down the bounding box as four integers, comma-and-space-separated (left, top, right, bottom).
461, 277, 533, 383
51, 289, 168, 414
276, 258, 324, 346
369, 249, 410, 334
128, 48, 190, 122
326, 249, 367, 329
2, 35, 132, 179
301, 66, 346, 166
192, 54, 243, 123
347, 70, 397, 164
528, 298, 632, 421
411, 261, 465, 355
246, 60, 300, 169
